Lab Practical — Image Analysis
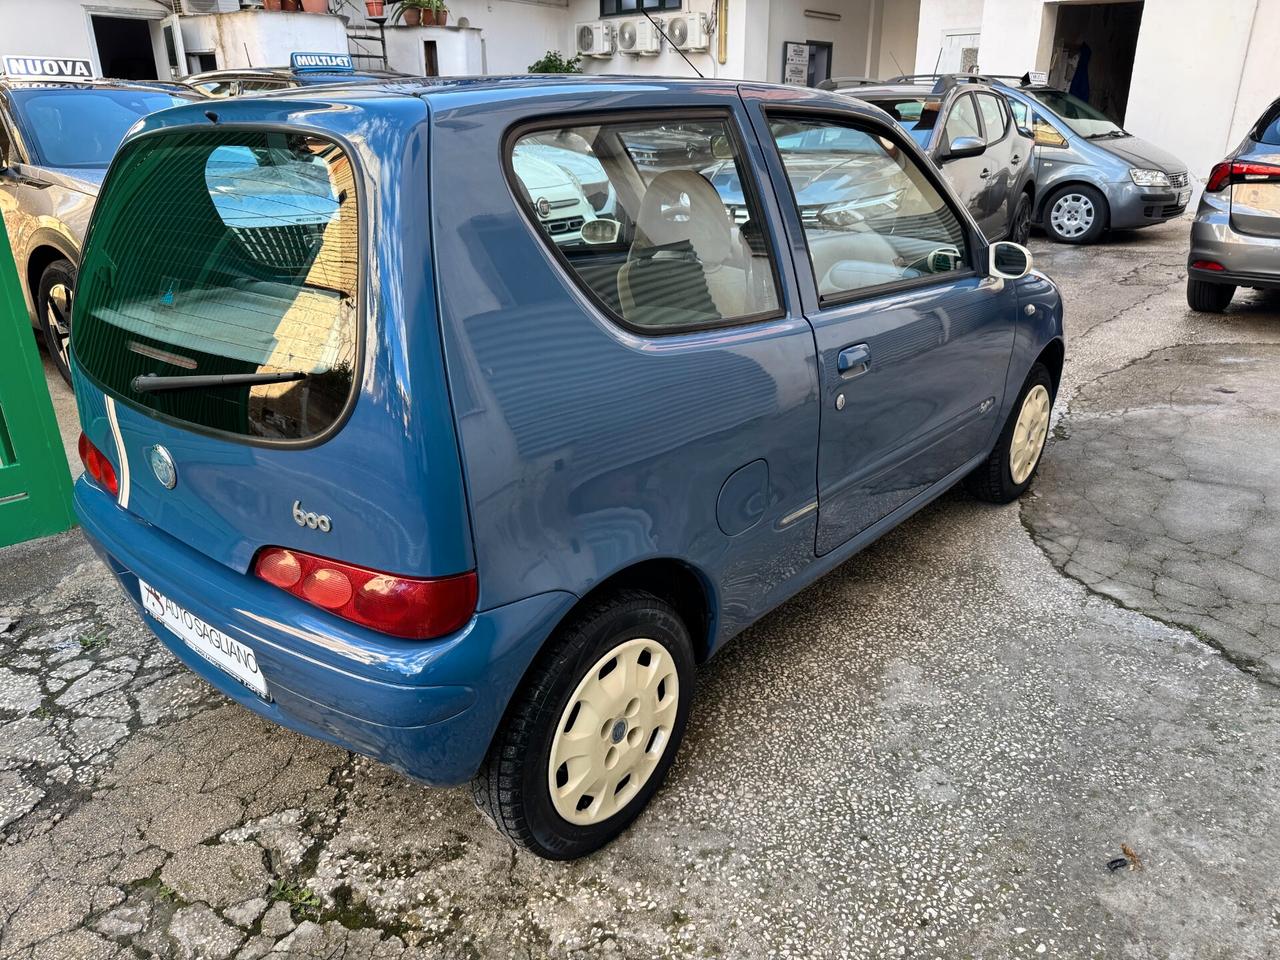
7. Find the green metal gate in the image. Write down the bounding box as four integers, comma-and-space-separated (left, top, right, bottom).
0, 226, 76, 546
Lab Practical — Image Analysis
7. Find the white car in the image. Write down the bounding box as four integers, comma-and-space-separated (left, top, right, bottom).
511, 148, 597, 245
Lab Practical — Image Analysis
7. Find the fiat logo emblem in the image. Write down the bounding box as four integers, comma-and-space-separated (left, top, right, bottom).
535, 196, 551, 218
148, 445, 177, 490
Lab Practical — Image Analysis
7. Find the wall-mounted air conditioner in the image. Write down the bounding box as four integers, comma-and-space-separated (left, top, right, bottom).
667, 13, 710, 53
576, 22, 615, 59
181, 0, 240, 13
617, 19, 662, 56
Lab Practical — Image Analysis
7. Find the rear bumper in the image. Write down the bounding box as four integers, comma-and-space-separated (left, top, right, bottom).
75, 478, 575, 786
1188, 195, 1280, 287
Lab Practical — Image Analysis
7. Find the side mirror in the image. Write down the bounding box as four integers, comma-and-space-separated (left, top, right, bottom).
989, 241, 1033, 280
580, 218, 621, 245
943, 135, 985, 162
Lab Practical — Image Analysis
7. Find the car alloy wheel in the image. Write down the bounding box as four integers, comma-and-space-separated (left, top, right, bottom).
547, 636, 679, 825
46, 281, 73, 370
1049, 192, 1095, 239
1010, 383, 1051, 484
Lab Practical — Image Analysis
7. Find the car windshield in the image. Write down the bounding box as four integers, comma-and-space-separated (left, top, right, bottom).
9, 88, 193, 168
1024, 88, 1126, 139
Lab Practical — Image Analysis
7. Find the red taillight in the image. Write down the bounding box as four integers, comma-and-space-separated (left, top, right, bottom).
253, 547, 477, 639
1205, 159, 1280, 192
78, 432, 119, 498
1192, 260, 1226, 272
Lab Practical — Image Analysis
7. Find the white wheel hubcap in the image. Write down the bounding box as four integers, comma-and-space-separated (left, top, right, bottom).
548, 637, 679, 826
1050, 194, 1094, 238
1010, 384, 1051, 484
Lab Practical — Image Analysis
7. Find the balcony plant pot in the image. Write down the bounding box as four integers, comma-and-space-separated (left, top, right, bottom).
300, 0, 328, 10
365, 0, 385, 15
263, 0, 283, 9
423, 9, 447, 25
401, 7, 421, 25
280, 0, 300, 9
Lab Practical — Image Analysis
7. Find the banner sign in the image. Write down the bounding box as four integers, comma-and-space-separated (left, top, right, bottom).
3, 56, 94, 79
290, 52, 355, 73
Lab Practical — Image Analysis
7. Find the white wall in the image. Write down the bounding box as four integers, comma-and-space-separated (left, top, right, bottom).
914, 0, 983, 73
877, 0, 920, 79
0, 0, 169, 77
1228, 0, 1280, 151
572, 0, 743, 80
179, 10, 348, 70
765, 0, 874, 84
346, 0, 571, 75
382, 25, 485, 75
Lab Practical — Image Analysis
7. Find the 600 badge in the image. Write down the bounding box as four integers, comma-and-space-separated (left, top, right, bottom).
292, 501, 332, 533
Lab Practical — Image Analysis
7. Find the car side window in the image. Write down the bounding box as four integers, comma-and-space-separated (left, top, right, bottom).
767, 117, 969, 300
944, 94, 981, 146
508, 117, 780, 332
977, 93, 1008, 144
1010, 101, 1069, 148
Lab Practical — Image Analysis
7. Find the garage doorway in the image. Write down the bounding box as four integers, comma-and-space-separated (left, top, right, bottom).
1048, 1, 1143, 124
91, 16, 159, 81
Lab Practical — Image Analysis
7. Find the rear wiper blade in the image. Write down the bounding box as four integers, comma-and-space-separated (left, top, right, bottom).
131, 371, 309, 393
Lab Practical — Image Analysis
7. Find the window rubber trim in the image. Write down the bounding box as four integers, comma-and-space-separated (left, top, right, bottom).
69, 119, 369, 452
500, 106, 788, 338
759, 105, 985, 312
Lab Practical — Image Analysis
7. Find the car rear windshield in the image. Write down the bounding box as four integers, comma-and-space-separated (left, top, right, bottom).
74, 129, 359, 442
1255, 101, 1280, 145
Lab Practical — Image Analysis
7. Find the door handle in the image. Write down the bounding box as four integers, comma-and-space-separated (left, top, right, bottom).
837, 343, 871, 376
1011, 154, 1022, 165
979, 168, 991, 179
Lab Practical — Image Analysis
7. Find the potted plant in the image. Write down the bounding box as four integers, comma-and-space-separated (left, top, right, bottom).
394, 0, 447, 27
300, 0, 328, 11
280, 0, 301, 9
263, 0, 283, 9
365, 0, 385, 16
528, 50, 583, 74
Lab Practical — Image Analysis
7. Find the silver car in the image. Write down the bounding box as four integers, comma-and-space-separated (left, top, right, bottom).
1187, 96, 1280, 312
0, 78, 195, 382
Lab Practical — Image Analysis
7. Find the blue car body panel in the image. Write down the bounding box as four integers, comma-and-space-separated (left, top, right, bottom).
71, 77, 1064, 786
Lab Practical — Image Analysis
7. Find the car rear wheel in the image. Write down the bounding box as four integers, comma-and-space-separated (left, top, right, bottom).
37, 259, 76, 386
966, 363, 1054, 503
1044, 184, 1106, 244
1186, 277, 1235, 313
472, 589, 694, 859
1009, 191, 1033, 246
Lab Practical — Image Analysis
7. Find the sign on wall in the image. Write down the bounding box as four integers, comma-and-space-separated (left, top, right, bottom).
2, 56, 94, 79
783, 42, 809, 85
290, 52, 355, 73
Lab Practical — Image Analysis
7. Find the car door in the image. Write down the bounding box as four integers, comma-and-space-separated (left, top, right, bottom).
975, 91, 1017, 238
934, 91, 999, 236
743, 95, 1018, 555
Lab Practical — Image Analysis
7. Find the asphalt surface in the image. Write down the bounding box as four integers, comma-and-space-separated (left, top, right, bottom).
3, 220, 1279, 959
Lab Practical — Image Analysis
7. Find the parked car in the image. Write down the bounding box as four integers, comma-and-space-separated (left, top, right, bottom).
1186, 96, 1280, 312
906, 74, 1191, 245
70, 77, 1063, 859
851, 77, 1035, 244
0, 77, 198, 383
185, 54, 405, 98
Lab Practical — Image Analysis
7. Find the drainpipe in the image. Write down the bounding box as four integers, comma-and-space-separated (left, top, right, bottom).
717, 0, 728, 65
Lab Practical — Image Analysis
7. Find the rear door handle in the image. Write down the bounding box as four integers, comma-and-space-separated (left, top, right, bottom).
837, 343, 871, 376
1011, 154, 1022, 165
979, 168, 991, 179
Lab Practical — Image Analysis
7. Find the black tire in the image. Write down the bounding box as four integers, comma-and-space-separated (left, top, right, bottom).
1008, 191, 1033, 246
472, 589, 695, 860
37, 259, 76, 386
1042, 184, 1107, 245
1186, 277, 1235, 313
966, 363, 1054, 504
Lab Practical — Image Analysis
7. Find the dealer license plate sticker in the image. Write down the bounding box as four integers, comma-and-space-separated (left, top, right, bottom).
140, 580, 268, 698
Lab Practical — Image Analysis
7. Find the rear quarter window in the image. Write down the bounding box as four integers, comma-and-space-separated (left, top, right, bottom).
1256, 102, 1280, 146
74, 129, 360, 443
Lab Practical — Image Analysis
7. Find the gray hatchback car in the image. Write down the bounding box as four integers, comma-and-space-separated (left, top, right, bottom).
1187, 96, 1280, 312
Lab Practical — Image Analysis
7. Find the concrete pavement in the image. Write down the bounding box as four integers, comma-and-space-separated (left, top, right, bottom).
2, 220, 1278, 959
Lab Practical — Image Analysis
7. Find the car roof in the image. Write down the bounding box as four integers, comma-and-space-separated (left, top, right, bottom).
0, 77, 197, 95
186, 67, 406, 82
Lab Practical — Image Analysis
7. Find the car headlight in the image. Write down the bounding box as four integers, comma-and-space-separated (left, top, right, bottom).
1130, 168, 1171, 187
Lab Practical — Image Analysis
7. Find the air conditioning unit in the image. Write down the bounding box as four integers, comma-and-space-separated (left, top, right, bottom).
180, 0, 239, 12
576, 22, 615, 59
617, 19, 663, 56
668, 13, 711, 52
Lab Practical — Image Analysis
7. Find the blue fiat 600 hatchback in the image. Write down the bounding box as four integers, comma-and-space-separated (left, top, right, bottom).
70, 77, 1063, 859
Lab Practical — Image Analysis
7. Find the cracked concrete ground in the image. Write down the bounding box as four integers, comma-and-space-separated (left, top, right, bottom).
3, 220, 1279, 959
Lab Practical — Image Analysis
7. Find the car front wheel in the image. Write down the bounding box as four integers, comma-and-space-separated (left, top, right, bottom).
966, 363, 1054, 503
473, 589, 694, 859
37, 259, 77, 386
1009, 191, 1033, 246
1044, 184, 1107, 244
